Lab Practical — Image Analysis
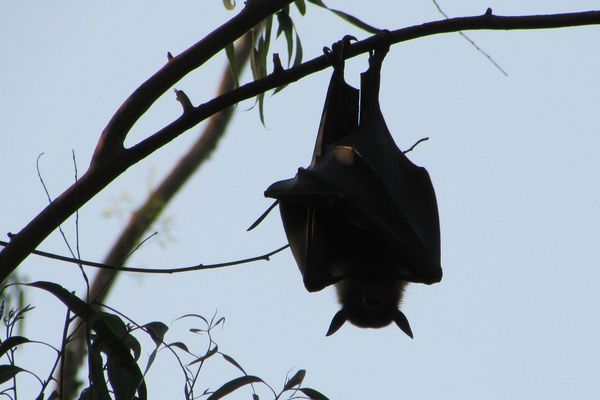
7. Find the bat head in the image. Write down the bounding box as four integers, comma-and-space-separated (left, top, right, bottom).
326, 275, 413, 338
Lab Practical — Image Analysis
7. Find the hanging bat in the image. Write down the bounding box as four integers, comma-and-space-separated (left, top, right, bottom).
263, 39, 442, 337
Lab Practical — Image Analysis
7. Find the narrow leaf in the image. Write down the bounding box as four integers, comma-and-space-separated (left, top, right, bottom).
0, 336, 30, 358
294, 0, 306, 15
330, 9, 380, 33
188, 345, 218, 366
143, 348, 158, 377
0, 365, 26, 385
284, 369, 306, 390
25, 281, 90, 317
299, 388, 330, 400
175, 313, 208, 324
167, 341, 190, 353
276, 12, 294, 65
306, 0, 380, 33
225, 43, 239, 89
221, 353, 247, 374
293, 32, 303, 67
207, 376, 263, 400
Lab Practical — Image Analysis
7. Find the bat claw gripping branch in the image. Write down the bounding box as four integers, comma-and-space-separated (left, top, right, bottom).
323, 35, 357, 72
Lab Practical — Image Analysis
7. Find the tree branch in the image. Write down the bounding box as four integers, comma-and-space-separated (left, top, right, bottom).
2, 9, 600, 283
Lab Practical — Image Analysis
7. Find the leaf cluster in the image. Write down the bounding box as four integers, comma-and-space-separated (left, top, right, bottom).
0, 282, 328, 400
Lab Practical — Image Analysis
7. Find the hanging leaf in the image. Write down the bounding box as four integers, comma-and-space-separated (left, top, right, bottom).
87, 341, 111, 400
306, 0, 380, 33
220, 353, 247, 374
142, 348, 158, 377
276, 12, 294, 65
295, 0, 306, 15
293, 32, 303, 67
225, 43, 239, 89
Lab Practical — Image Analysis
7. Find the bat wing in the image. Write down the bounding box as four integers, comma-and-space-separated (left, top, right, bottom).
266, 169, 348, 292
265, 45, 442, 292
333, 51, 441, 283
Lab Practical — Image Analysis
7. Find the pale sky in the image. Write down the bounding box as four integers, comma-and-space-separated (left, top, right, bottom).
1, 1, 599, 399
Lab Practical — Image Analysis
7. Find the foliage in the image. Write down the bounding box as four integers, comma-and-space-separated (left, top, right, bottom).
0, 281, 328, 400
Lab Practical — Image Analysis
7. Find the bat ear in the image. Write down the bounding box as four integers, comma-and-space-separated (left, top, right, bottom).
394, 310, 414, 339
326, 309, 347, 336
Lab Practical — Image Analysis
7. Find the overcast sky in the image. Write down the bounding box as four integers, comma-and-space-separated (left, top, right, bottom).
1, 1, 600, 399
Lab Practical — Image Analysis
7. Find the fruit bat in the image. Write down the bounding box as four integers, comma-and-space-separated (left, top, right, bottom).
263, 40, 442, 337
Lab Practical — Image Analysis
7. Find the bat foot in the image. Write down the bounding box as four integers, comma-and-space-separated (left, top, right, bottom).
323, 36, 357, 72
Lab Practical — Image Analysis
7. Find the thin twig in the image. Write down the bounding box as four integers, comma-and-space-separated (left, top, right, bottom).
432, 0, 508, 76
403, 137, 429, 154
124, 232, 159, 261
0, 240, 289, 274
71, 150, 90, 299
36, 154, 89, 292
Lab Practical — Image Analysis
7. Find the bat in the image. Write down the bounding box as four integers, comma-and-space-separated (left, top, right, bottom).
263, 39, 442, 337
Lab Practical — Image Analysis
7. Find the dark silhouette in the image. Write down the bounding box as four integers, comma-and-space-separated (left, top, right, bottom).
264, 39, 441, 337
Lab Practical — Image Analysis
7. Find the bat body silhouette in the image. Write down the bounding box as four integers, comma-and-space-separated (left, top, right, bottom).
264, 42, 442, 337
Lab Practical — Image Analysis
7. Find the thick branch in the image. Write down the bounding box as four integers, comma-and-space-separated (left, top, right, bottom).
1, 9, 600, 283
91, 0, 294, 161
125, 9, 600, 163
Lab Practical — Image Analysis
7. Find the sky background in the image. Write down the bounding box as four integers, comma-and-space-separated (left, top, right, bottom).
1, 1, 600, 399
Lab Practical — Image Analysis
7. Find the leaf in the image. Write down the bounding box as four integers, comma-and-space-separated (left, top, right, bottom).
143, 321, 168, 346
0, 336, 30, 358
0, 364, 26, 385
276, 12, 294, 65
90, 312, 128, 339
87, 342, 112, 400
122, 333, 141, 361
142, 348, 158, 377
206, 376, 263, 400
293, 32, 303, 67
107, 354, 137, 400
188, 345, 218, 366
294, 0, 306, 15
175, 313, 208, 325
167, 341, 189, 353
284, 369, 306, 390
220, 353, 247, 375
105, 346, 147, 400
306, 0, 380, 33
299, 388, 330, 400
225, 43, 239, 89
329, 9, 381, 34
258, 92, 266, 126
263, 15, 273, 63
25, 281, 90, 317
